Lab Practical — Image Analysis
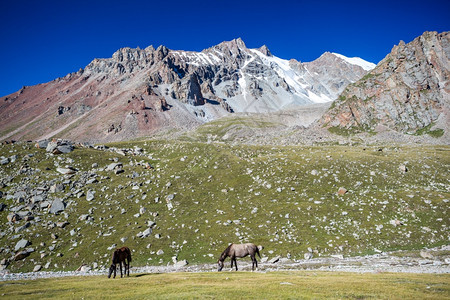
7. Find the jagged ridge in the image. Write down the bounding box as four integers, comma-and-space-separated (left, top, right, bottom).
321, 31, 449, 135
0, 38, 374, 143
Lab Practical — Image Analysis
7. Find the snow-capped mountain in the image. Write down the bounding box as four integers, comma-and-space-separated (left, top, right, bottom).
0, 38, 375, 142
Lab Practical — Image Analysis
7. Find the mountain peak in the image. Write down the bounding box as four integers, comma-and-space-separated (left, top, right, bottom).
257, 45, 272, 57
211, 38, 247, 53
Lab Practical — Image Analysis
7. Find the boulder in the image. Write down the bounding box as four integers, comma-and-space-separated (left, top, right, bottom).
35, 140, 49, 149
0, 157, 9, 165
15, 222, 30, 233
56, 167, 76, 175
304, 252, 313, 260
56, 221, 70, 228
106, 162, 123, 171
56, 144, 74, 154
14, 250, 30, 261
399, 165, 408, 173
7, 213, 21, 223
50, 183, 65, 193
33, 265, 42, 272
269, 256, 280, 263
141, 228, 152, 238
86, 190, 95, 201
175, 260, 188, 267
49, 199, 66, 214
337, 187, 347, 195
76, 264, 91, 272
46, 141, 59, 153
420, 250, 434, 259
14, 239, 30, 251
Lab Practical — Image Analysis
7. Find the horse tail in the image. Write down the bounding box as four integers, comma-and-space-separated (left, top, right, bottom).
255, 246, 261, 259
127, 247, 132, 262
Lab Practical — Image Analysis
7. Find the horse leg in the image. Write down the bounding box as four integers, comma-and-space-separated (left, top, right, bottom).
119, 261, 123, 278
127, 258, 130, 276
113, 264, 117, 278
251, 255, 258, 271
234, 257, 238, 271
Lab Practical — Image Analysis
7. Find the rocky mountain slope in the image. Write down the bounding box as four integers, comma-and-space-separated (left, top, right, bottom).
0, 39, 374, 143
321, 31, 449, 136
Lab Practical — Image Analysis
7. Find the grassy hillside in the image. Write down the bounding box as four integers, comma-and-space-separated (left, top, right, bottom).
1, 271, 449, 299
0, 140, 449, 273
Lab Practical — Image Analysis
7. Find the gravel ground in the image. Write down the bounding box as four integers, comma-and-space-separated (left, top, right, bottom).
1, 249, 449, 281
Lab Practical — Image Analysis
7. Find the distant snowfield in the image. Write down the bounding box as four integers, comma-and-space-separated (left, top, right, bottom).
332, 53, 377, 71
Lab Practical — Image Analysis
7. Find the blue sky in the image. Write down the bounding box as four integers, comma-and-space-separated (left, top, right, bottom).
0, 0, 449, 97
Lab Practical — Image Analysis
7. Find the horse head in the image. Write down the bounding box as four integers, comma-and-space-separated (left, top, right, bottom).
217, 259, 224, 272
108, 264, 116, 278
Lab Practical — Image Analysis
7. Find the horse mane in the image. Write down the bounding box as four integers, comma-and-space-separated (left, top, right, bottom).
220, 244, 233, 260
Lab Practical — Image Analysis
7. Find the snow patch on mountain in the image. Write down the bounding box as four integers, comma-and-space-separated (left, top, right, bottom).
332, 53, 376, 71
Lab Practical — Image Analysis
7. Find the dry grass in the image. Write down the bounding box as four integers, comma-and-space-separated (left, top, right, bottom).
1, 271, 449, 299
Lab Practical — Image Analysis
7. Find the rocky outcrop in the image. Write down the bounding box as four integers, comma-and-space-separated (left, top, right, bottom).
321, 31, 449, 134
171, 74, 205, 106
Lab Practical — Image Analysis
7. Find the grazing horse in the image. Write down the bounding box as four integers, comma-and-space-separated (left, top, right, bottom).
218, 243, 261, 271
108, 247, 132, 278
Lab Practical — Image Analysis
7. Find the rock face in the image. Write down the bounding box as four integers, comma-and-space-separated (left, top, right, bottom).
0, 38, 373, 143
321, 31, 449, 134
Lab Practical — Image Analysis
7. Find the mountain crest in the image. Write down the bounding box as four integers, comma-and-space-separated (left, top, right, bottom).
0, 38, 376, 143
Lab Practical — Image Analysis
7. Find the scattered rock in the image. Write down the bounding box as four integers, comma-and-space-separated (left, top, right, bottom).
0, 157, 9, 165
49, 199, 66, 214
175, 260, 188, 267
56, 167, 77, 175
56, 221, 69, 228
420, 250, 434, 259
304, 252, 313, 260
156, 249, 164, 255
7, 213, 20, 223
14, 250, 30, 261
337, 187, 347, 195
33, 265, 42, 272
86, 190, 95, 201
15, 239, 30, 251
269, 256, 280, 263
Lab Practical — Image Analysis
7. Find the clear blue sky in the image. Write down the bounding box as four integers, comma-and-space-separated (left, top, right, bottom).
0, 0, 449, 97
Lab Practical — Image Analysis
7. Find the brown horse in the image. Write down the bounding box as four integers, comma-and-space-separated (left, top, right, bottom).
108, 247, 132, 278
218, 243, 261, 271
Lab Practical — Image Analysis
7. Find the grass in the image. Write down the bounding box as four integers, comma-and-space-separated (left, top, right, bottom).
0, 271, 449, 299
327, 125, 375, 136
414, 123, 445, 138
189, 115, 279, 141
0, 142, 449, 273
